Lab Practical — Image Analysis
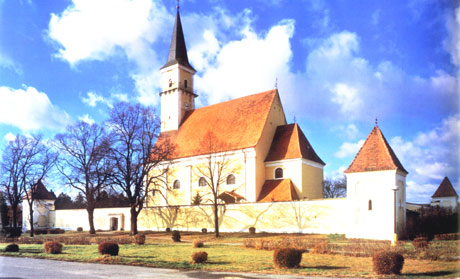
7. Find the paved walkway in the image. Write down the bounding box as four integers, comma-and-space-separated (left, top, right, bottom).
0, 256, 352, 279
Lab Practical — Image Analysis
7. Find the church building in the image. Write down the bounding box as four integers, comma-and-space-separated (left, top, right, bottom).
150, 7, 325, 206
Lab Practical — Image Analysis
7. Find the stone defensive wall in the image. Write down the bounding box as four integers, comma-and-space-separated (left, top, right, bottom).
54, 199, 348, 234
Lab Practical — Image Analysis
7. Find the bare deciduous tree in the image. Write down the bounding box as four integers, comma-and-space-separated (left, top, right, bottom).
323, 177, 347, 198
194, 132, 237, 237
1, 135, 57, 236
108, 102, 171, 235
55, 121, 112, 234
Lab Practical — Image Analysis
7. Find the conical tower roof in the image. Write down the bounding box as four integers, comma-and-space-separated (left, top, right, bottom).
432, 177, 458, 198
345, 126, 407, 174
160, 8, 195, 71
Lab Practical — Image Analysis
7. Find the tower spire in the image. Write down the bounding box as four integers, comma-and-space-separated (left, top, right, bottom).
160, 3, 195, 71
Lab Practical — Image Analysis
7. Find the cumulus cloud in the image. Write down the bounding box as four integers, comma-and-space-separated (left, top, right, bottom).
0, 86, 71, 131
390, 114, 460, 203
332, 123, 360, 140
334, 139, 365, 159
78, 114, 95, 125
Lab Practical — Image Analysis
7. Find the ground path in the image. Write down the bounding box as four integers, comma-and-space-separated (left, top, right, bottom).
0, 256, 352, 279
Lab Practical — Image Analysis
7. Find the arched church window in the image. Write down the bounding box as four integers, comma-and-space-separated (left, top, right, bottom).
368, 200, 372, 210
199, 177, 206, 187
169, 79, 172, 88
275, 168, 283, 179
184, 79, 188, 88
227, 174, 235, 185
173, 180, 180, 189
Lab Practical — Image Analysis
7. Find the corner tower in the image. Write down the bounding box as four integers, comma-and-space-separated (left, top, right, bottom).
160, 5, 197, 132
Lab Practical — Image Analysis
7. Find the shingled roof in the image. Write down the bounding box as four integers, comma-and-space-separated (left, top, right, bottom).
156, 89, 279, 159
345, 126, 407, 174
265, 123, 325, 165
257, 179, 299, 202
432, 177, 458, 198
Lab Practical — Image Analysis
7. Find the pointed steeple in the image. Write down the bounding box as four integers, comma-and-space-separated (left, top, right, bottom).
345, 125, 407, 174
161, 6, 195, 71
432, 177, 458, 198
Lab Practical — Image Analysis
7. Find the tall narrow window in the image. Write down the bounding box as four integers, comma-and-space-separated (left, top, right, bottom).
368, 200, 372, 210
184, 79, 188, 88
173, 180, 180, 189
199, 177, 206, 187
275, 168, 283, 179
227, 174, 235, 185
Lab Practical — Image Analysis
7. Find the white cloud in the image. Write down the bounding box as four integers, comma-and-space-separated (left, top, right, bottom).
0, 86, 71, 131
82, 91, 106, 107
334, 139, 365, 159
332, 123, 360, 140
78, 114, 95, 125
330, 83, 363, 115
0, 52, 22, 75
390, 114, 460, 203
4, 132, 16, 142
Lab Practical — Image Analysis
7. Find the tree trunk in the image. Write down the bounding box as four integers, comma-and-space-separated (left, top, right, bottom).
87, 206, 96, 234
213, 202, 219, 237
28, 203, 34, 237
130, 206, 138, 235
12, 204, 18, 229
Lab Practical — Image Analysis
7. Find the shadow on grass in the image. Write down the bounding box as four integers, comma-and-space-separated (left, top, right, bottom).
404, 271, 455, 277
184, 271, 256, 279
122, 255, 157, 260
303, 265, 348, 270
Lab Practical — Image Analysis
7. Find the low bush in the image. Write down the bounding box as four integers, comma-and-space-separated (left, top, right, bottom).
191, 251, 208, 263
133, 234, 146, 245
372, 250, 404, 275
193, 239, 204, 248
248, 227, 256, 234
44, 241, 63, 254
5, 244, 19, 252
312, 240, 329, 254
273, 248, 303, 269
98, 242, 119, 256
1, 228, 22, 238
165, 228, 171, 232
172, 230, 181, 242
46, 228, 65, 234
77, 227, 83, 232
201, 228, 207, 234
413, 236, 429, 249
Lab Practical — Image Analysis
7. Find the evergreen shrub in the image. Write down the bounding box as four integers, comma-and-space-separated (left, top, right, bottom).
372, 250, 404, 275
44, 241, 63, 254
249, 227, 256, 234
193, 239, 204, 248
5, 244, 19, 252
273, 248, 303, 268
98, 242, 119, 256
172, 230, 181, 242
191, 251, 208, 263
133, 234, 146, 245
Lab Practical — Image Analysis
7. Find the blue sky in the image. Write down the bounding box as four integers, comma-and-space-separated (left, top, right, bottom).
0, 0, 458, 203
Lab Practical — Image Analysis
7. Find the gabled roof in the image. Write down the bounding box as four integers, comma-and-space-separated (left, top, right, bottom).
257, 179, 299, 202
218, 190, 245, 204
265, 123, 325, 165
345, 126, 407, 174
156, 89, 279, 159
432, 177, 458, 198
25, 180, 56, 200
161, 9, 195, 72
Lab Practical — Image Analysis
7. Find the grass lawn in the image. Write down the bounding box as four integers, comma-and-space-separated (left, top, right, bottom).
0, 242, 459, 278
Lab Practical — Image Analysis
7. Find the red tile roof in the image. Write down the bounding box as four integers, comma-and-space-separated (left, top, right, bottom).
218, 190, 245, 203
265, 123, 325, 164
432, 177, 458, 198
257, 179, 299, 202
345, 126, 407, 174
156, 89, 278, 159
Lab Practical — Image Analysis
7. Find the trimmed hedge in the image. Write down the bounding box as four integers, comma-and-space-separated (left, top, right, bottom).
201, 228, 207, 234
44, 241, 63, 254
133, 234, 146, 245
273, 248, 303, 268
191, 251, 208, 263
98, 242, 119, 256
372, 250, 404, 275
249, 227, 256, 234
5, 244, 19, 252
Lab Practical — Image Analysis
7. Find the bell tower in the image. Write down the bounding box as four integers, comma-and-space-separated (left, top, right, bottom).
160, 4, 197, 132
